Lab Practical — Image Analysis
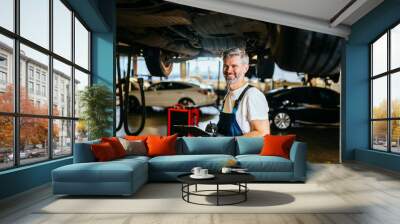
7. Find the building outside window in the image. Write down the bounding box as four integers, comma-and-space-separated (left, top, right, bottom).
0, 0, 91, 170
371, 22, 400, 154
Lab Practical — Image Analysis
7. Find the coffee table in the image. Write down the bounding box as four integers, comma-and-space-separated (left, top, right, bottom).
177, 172, 255, 206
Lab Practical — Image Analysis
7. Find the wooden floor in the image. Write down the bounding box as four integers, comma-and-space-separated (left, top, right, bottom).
1, 162, 400, 224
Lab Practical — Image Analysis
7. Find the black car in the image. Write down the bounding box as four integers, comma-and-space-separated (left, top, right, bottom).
266, 87, 340, 130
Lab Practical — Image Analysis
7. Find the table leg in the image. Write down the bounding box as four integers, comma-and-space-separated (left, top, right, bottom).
217, 184, 219, 206
195, 184, 197, 192
245, 183, 247, 201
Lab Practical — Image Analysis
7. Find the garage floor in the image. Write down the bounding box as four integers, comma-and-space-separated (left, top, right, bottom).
117, 107, 339, 163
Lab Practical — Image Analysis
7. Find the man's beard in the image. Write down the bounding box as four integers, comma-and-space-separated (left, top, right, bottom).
225, 76, 240, 85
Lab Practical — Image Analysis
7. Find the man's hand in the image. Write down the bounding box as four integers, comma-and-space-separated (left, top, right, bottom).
243, 119, 270, 137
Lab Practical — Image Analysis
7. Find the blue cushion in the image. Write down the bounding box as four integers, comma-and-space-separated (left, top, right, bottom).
236, 137, 263, 155
236, 155, 293, 172
178, 137, 235, 155
149, 154, 235, 172
73, 139, 100, 163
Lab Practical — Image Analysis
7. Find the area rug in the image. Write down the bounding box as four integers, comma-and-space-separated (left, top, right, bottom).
37, 183, 361, 214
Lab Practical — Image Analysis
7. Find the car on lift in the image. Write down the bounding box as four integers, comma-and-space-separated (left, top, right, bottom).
117, 0, 343, 81
128, 80, 217, 111
266, 86, 340, 130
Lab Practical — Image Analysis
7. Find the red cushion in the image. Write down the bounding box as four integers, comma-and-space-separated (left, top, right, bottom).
101, 137, 126, 158
146, 134, 178, 157
91, 142, 117, 161
259, 135, 296, 159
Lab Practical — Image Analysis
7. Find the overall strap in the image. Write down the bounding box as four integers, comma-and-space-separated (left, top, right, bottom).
233, 85, 253, 109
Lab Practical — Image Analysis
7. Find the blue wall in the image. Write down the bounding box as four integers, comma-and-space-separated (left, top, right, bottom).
343, 0, 400, 171
0, 0, 116, 200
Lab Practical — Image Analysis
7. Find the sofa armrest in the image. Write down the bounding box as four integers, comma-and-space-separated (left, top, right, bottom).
289, 141, 307, 181
73, 140, 100, 163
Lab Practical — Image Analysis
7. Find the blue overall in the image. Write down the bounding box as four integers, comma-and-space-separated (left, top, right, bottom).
217, 85, 253, 136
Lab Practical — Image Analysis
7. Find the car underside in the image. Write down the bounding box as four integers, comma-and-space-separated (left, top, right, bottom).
117, 0, 343, 82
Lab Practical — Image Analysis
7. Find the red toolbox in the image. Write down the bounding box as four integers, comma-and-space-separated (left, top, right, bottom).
167, 104, 200, 136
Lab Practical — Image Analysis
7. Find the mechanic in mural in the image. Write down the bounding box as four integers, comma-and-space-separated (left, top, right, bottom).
217, 48, 270, 136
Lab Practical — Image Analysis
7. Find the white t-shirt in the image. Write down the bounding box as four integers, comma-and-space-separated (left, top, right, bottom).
222, 83, 269, 134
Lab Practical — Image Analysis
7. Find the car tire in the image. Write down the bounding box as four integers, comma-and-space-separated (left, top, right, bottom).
178, 98, 195, 107
144, 47, 173, 77
272, 111, 292, 130
128, 96, 141, 113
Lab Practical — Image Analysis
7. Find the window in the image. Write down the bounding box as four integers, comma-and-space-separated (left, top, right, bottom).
35, 70, 41, 81
28, 67, 34, 80
20, 0, 49, 49
370, 22, 400, 154
28, 81, 34, 94
36, 83, 40, 95
0, 71, 6, 85
0, 35, 13, 112
0, 0, 91, 170
74, 17, 89, 70
53, 0, 72, 60
42, 85, 46, 97
0, 0, 14, 32
0, 54, 7, 67
53, 59, 72, 117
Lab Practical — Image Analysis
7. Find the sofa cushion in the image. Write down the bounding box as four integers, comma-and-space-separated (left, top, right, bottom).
148, 154, 235, 172
91, 142, 118, 161
101, 137, 127, 158
236, 137, 263, 155
260, 135, 296, 159
178, 137, 235, 155
53, 159, 147, 183
73, 140, 100, 163
236, 155, 293, 172
147, 134, 178, 157
119, 138, 147, 156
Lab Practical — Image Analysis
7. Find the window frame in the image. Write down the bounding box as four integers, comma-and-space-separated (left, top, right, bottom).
370, 19, 400, 154
0, 0, 92, 171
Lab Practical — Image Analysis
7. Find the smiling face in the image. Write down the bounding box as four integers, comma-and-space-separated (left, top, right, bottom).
223, 55, 249, 90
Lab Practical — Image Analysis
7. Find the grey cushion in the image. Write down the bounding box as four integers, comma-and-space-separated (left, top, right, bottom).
119, 138, 147, 156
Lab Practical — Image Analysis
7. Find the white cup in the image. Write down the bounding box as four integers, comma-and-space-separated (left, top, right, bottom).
221, 167, 232, 174
200, 169, 208, 176
191, 167, 202, 176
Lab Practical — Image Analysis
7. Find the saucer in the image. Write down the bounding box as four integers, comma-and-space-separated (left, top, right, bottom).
190, 174, 215, 179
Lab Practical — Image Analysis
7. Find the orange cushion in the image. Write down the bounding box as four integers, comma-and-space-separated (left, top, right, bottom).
259, 135, 296, 159
146, 134, 178, 157
101, 137, 127, 158
91, 142, 117, 161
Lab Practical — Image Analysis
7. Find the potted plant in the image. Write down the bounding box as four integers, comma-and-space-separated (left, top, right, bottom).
79, 84, 114, 140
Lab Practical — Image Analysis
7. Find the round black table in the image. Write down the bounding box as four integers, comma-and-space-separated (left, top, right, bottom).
177, 173, 255, 206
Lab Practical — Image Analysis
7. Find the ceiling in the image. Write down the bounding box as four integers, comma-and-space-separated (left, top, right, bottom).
165, 0, 383, 38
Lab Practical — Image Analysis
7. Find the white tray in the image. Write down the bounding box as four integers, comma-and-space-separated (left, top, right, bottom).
190, 174, 215, 179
